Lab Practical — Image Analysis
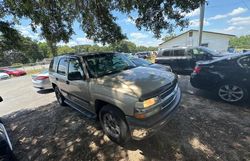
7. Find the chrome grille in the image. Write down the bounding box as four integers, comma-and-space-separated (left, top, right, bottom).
160, 84, 178, 110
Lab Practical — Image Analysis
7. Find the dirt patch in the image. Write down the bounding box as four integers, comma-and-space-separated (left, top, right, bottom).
2, 91, 250, 161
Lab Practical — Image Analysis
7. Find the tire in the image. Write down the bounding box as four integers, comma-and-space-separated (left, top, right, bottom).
217, 83, 248, 103
99, 105, 130, 145
54, 86, 66, 106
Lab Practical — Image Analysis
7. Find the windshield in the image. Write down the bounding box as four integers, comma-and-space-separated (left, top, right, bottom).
130, 58, 151, 67
199, 47, 219, 56
85, 53, 136, 77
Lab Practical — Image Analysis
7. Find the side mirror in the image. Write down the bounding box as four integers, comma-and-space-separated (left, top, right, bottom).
0, 96, 3, 102
68, 72, 83, 81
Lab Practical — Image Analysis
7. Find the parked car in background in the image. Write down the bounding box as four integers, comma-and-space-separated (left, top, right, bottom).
125, 54, 172, 72
0, 96, 15, 161
135, 51, 150, 59
32, 69, 52, 90
0, 68, 26, 77
156, 46, 226, 75
190, 52, 250, 103
49, 52, 181, 144
0, 73, 10, 80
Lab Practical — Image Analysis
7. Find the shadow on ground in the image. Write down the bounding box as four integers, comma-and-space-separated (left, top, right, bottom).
1, 92, 250, 161
36, 89, 54, 95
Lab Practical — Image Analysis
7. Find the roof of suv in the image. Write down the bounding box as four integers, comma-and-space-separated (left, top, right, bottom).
57, 52, 117, 58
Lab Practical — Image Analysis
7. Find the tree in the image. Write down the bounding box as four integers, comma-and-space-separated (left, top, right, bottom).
229, 35, 250, 49
38, 42, 52, 58
1, 0, 204, 54
57, 45, 75, 55
111, 40, 137, 53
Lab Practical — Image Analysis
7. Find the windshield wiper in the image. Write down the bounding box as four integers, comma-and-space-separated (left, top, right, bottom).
122, 65, 136, 70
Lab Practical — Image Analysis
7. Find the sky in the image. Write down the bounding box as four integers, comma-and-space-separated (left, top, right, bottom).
13, 0, 250, 47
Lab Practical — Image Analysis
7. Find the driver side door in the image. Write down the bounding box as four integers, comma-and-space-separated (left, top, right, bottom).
66, 57, 93, 113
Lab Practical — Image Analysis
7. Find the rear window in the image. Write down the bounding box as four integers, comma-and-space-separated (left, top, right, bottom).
49, 57, 60, 72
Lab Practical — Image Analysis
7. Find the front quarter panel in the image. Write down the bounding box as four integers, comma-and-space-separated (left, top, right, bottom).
90, 79, 138, 116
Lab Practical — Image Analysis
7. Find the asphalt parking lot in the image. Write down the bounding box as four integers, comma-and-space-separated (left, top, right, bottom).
0, 75, 250, 161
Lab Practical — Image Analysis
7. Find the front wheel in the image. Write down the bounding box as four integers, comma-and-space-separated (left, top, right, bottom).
99, 105, 130, 145
217, 83, 248, 103
54, 86, 66, 106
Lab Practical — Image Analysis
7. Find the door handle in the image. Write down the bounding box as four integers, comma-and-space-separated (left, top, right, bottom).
66, 81, 70, 85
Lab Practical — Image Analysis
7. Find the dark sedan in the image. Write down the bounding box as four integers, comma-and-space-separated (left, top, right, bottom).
190, 53, 250, 103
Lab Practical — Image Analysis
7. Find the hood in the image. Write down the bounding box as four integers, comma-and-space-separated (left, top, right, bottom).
98, 67, 176, 99
149, 64, 171, 72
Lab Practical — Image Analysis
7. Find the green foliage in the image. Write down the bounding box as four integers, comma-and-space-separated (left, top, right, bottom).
38, 42, 52, 58
60, 41, 157, 55
57, 45, 75, 55
1, 0, 203, 46
162, 34, 176, 42
229, 35, 250, 49
111, 40, 136, 53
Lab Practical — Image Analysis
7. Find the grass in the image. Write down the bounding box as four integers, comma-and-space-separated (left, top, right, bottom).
26, 69, 44, 75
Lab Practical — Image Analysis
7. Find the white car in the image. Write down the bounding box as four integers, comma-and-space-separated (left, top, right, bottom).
0, 73, 10, 80
32, 69, 52, 90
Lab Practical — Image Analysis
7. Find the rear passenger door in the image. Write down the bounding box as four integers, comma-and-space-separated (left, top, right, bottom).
66, 57, 93, 112
56, 57, 69, 98
156, 50, 177, 69
173, 49, 192, 74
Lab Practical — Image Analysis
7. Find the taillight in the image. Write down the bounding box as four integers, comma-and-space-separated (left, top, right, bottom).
193, 66, 201, 74
36, 76, 49, 80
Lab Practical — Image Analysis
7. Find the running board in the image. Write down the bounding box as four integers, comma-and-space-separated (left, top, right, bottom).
65, 100, 96, 120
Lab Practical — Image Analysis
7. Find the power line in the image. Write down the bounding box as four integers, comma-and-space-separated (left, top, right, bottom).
241, 0, 250, 10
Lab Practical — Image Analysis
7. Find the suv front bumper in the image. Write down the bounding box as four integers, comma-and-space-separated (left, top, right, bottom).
126, 87, 181, 140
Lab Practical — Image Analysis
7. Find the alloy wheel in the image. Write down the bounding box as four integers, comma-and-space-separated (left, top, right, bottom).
103, 113, 120, 138
218, 84, 244, 102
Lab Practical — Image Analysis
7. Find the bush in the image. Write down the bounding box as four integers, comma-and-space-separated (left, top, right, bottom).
11, 63, 24, 68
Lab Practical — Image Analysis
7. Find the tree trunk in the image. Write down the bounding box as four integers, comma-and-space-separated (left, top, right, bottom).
47, 40, 57, 56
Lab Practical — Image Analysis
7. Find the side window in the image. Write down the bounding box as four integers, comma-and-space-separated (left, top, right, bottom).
193, 48, 206, 55
238, 56, 250, 69
162, 50, 172, 56
57, 58, 67, 75
68, 58, 84, 80
173, 49, 185, 56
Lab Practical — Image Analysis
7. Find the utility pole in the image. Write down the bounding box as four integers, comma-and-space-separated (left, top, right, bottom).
198, 1, 205, 46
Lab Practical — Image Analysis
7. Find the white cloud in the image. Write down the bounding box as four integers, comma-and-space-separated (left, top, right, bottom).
211, 26, 248, 36
76, 37, 94, 44
189, 19, 210, 27
130, 32, 148, 39
182, 8, 200, 17
57, 37, 94, 47
125, 17, 135, 24
228, 7, 247, 16
228, 16, 250, 26
209, 7, 247, 20
15, 25, 41, 40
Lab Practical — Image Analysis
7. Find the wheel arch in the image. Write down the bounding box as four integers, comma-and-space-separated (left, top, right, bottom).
95, 99, 126, 120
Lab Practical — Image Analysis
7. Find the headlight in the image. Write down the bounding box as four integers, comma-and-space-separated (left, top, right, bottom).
135, 97, 159, 109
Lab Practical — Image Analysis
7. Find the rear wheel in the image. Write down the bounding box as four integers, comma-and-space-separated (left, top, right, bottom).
99, 105, 130, 145
217, 83, 248, 103
54, 86, 66, 106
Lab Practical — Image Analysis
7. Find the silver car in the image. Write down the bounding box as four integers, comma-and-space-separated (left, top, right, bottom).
32, 69, 52, 90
